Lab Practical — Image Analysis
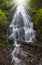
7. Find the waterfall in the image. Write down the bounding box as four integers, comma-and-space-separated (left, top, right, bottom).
7, 5, 36, 65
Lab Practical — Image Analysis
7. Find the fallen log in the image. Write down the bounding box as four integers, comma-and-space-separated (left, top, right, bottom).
7, 38, 42, 50
18, 40, 42, 51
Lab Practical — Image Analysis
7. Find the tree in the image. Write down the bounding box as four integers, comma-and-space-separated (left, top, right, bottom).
30, 0, 42, 42
0, 0, 11, 51
30, 0, 42, 9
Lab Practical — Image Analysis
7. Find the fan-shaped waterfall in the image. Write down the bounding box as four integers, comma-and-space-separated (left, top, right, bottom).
7, 5, 36, 65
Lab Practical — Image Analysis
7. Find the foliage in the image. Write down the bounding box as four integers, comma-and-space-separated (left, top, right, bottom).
34, 9, 42, 41
0, 10, 9, 25
0, 0, 11, 51
30, 0, 42, 42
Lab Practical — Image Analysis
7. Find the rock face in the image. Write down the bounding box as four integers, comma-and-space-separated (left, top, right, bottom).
0, 44, 42, 65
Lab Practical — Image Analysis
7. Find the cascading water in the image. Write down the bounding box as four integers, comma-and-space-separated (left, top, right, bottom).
7, 5, 36, 65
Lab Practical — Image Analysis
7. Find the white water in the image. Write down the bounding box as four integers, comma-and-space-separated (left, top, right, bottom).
7, 5, 36, 65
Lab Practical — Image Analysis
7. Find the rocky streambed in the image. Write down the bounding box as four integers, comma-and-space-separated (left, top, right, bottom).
0, 43, 42, 65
